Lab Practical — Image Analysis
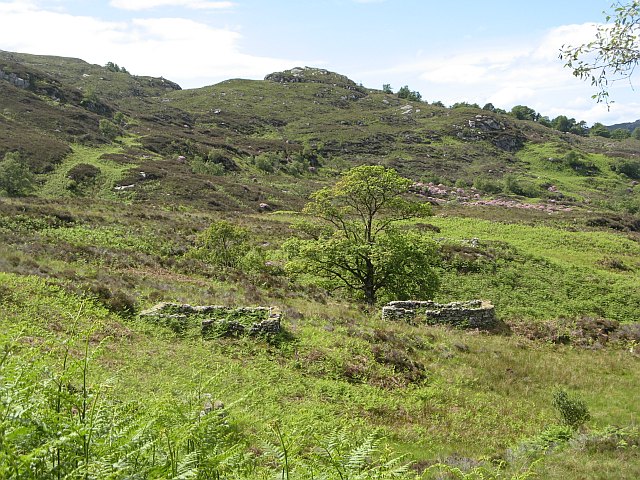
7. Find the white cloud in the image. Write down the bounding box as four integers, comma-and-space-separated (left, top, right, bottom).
355, 22, 636, 124
0, 1, 300, 88
109, 0, 235, 11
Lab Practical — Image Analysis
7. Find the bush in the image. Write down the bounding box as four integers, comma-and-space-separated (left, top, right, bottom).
473, 176, 502, 194
612, 159, 640, 179
0, 152, 35, 197
189, 220, 250, 269
190, 155, 225, 176
67, 163, 101, 183
99, 118, 120, 141
552, 389, 591, 430
562, 151, 599, 176
503, 174, 540, 197
397, 85, 422, 101
254, 152, 282, 173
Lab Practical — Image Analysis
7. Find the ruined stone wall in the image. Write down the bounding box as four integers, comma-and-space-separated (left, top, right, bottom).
382, 300, 496, 330
139, 302, 281, 337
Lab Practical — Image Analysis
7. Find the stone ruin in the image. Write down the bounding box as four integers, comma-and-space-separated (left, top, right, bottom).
139, 302, 281, 338
382, 300, 497, 330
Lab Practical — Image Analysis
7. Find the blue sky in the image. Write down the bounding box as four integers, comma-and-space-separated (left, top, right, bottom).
0, 0, 637, 124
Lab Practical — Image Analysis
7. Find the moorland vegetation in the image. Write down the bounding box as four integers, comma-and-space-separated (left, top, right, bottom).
0, 41, 639, 479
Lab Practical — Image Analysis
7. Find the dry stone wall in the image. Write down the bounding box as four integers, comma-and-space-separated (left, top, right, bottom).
382, 300, 497, 330
139, 302, 281, 338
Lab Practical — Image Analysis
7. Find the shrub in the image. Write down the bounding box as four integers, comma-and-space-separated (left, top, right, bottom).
552, 389, 591, 430
0, 152, 35, 197
397, 85, 422, 101
562, 151, 599, 176
473, 176, 502, 194
67, 163, 101, 183
503, 174, 540, 197
612, 159, 640, 179
190, 154, 225, 176
99, 118, 120, 141
254, 152, 282, 173
189, 220, 250, 269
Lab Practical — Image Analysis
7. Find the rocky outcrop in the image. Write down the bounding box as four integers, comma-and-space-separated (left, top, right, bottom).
265, 67, 367, 95
0, 67, 30, 89
139, 302, 281, 337
382, 300, 497, 330
453, 114, 525, 152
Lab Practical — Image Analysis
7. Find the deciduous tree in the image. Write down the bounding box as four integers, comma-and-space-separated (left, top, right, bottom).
285, 165, 439, 305
0, 152, 35, 197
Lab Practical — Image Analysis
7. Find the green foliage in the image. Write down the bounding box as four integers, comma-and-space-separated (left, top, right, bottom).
253, 152, 282, 173
560, 0, 640, 104
397, 85, 422, 101
191, 154, 225, 176
549, 116, 588, 135
286, 165, 437, 304
611, 127, 631, 139
104, 61, 129, 74
562, 151, 600, 176
589, 122, 611, 137
66, 162, 101, 193
518, 425, 575, 454
98, 118, 120, 142
510, 105, 539, 121
382, 83, 393, 94
0, 152, 35, 197
425, 460, 540, 479
451, 101, 480, 109
612, 158, 640, 179
473, 176, 502, 194
502, 174, 540, 197
113, 111, 126, 126
190, 220, 251, 269
552, 389, 591, 430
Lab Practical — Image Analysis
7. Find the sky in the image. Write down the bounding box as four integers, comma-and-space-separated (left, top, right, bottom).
0, 0, 637, 125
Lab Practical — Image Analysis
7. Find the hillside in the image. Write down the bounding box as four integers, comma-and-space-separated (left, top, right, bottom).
0, 51, 639, 479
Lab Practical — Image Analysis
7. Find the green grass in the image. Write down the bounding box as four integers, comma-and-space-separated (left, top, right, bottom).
427, 215, 640, 321
1, 271, 638, 478
516, 142, 637, 206
38, 142, 137, 199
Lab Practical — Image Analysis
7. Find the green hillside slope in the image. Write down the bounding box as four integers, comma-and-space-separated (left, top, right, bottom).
0, 52, 639, 479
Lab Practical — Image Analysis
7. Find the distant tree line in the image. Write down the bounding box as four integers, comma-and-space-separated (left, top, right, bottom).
381, 83, 636, 139
504, 104, 640, 139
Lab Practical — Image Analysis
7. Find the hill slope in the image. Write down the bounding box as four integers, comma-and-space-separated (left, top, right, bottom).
0, 51, 639, 479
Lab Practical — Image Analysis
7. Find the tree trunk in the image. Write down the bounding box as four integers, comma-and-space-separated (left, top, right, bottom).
363, 257, 376, 305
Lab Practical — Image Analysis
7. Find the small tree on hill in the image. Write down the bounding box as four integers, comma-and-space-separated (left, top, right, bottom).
285, 165, 440, 305
397, 85, 422, 102
590, 122, 611, 137
0, 152, 35, 197
99, 118, 120, 142
510, 105, 540, 121
190, 220, 250, 269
